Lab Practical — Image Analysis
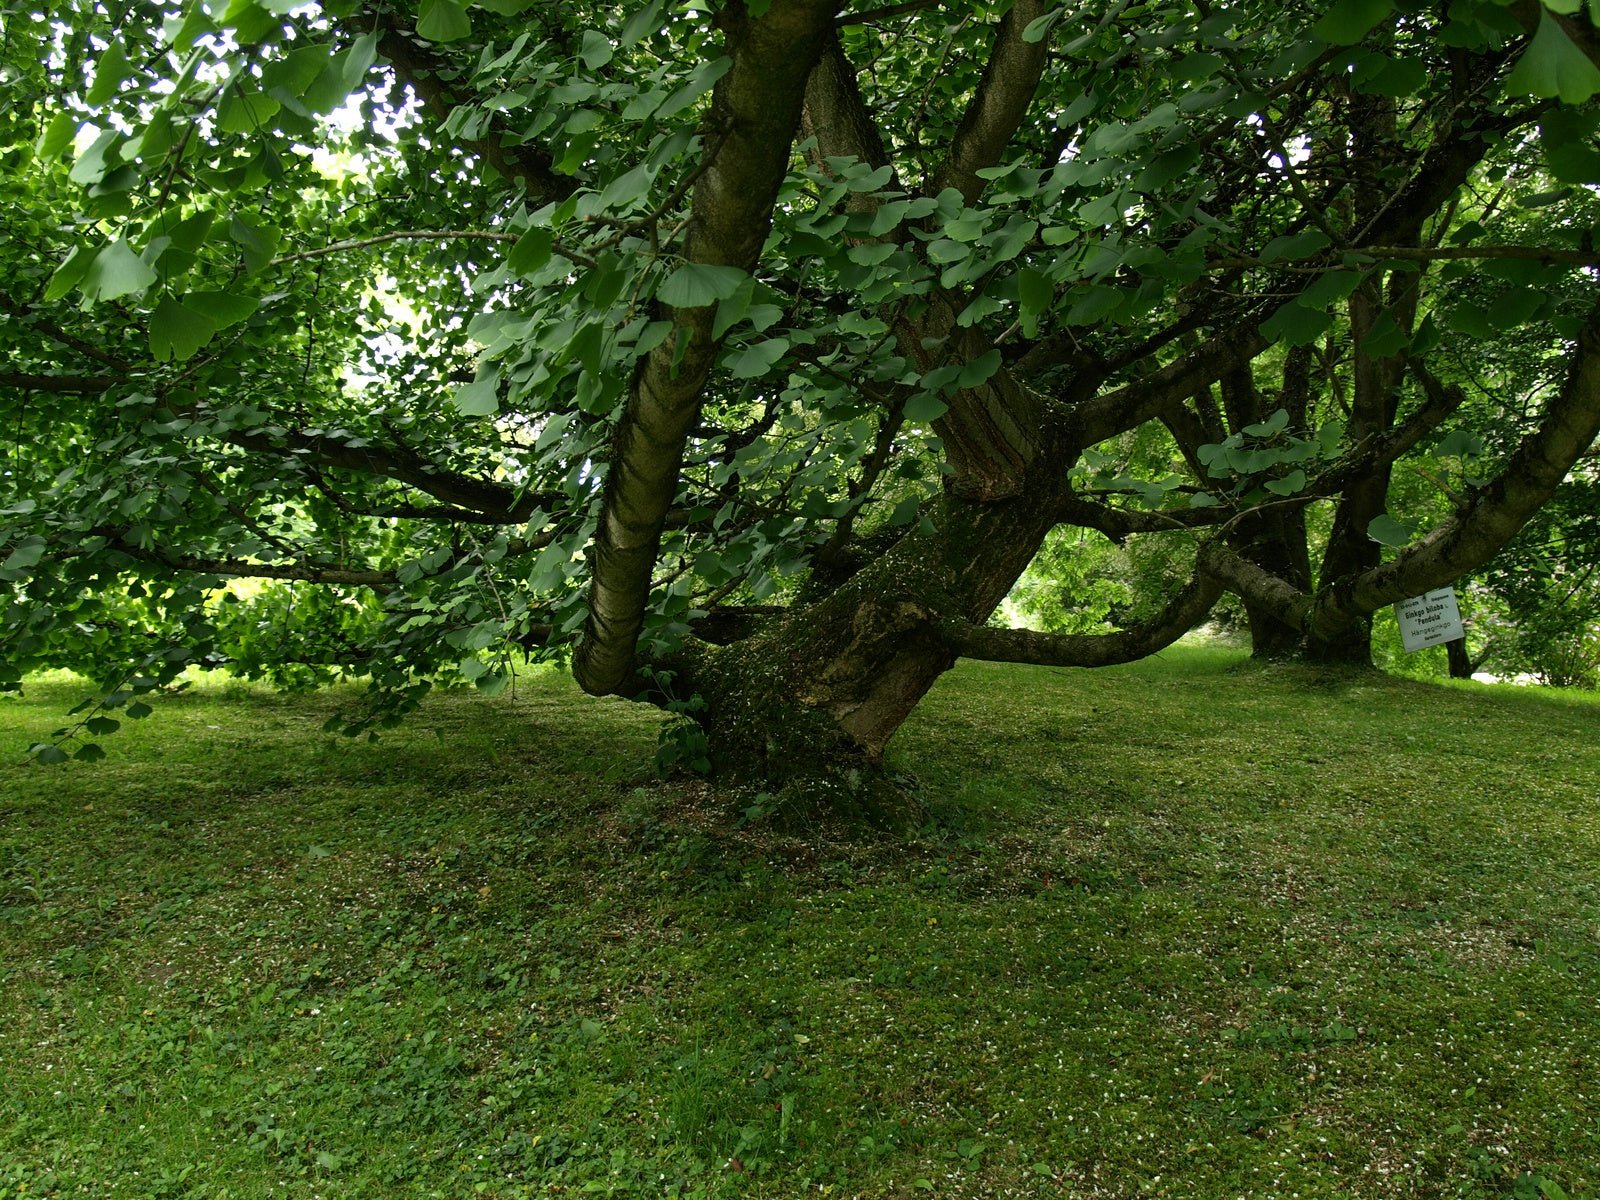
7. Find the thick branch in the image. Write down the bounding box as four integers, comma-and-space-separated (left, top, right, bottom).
573, 2, 843, 697
1197, 543, 1312, 631
803, 31, 1046, 500
944, 574, 1223, 667
1056, 492, 1231, 539
1069, 328, 1269, 447
1199, 303, 1600, 637
0, 372, 119, 394
1307, 301, 1600, 633
102, 533, 396, 588
224, 428, 567, 522
933, 0, 1051, 204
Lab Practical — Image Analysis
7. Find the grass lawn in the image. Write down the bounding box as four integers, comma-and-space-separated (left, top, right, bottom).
2, 645, 1599, 1199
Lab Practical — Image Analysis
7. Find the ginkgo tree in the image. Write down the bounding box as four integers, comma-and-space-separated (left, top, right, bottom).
3, 0, 1600, 786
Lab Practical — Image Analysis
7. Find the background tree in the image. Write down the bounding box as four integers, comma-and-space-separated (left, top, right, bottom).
3, 0, 1599, 784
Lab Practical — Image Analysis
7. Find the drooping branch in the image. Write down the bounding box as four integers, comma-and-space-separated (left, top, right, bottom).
572, 1, 844, 697
0, 291, 134, 372
943, 573, 1223, 667
932, 0, 1052, 204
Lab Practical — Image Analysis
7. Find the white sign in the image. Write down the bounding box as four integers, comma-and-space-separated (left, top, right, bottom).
1395, 587, 1464, 653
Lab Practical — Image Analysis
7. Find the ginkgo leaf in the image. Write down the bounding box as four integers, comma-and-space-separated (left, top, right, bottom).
657, 263, 746, 308
725, 338, 789, 379
1506, 12, 1600, 104
150, 296, 219, 361
417, 0, 471, 42
80, 239, 157, 302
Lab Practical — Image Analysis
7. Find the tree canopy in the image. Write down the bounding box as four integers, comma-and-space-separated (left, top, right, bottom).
3, 0, 1599, 777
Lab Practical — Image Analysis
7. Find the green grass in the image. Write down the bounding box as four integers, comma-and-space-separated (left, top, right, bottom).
2, 647, 1599, 1199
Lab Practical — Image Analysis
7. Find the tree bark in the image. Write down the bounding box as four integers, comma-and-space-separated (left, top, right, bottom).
674, 480, 1064, 785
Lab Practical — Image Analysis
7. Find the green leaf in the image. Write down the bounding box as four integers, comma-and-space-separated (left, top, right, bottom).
74, 743, 106, 763
620, 1, 665, 46
580, 30, 614, 69
887, 496, 921, 526
1367, 513, 1418, 546
218, 87, 282, 134
69, 128, 120, 186
1260, 300, 1333, 346
86, 41, 135, 106
654, 56, 733, 120
1243, 409, 1290, 437
2, 541, 45, 572
1355, 56, 1429, 97
1264, 469, 1307, 496
1017, 267, 1053, 317
1296, 269, 1364, 310
186, 292, 259, 329
1021, 9, 1063, 42
847, 241, 897, 267
230, 215, 281, 275
508, 226, 553, 276
150, 296, 219, 361
1361, 310, 1409, 359
85, 716, 121, 736
36, 111, 79, 159
417, 0, 472, 42
303, 33, 379, 114
126, 701, 153, 719
599, 163, 654, 211
725, 338, 789, 379
712, 277, 755, 339
658, 263, 746, 308
956, 349, 1002, 390
453, 372, 500, 416
32, 744, 70, 765
1506, 12, 1600, 103
45, 245, 96, 302
1314, 0, 1392, 45
80, 239, 158, 302
903, 392, 949, 422
1259, 228, 1332, 263
1434, 429, 1485, 457
1488, 286, 1545, 329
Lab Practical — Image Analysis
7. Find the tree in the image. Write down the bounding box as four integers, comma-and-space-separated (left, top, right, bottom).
4, 0, 1600, 785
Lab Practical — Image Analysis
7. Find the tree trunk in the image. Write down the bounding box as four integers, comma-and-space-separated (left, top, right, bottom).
1239, 506, 1313, 659
1301, 618, 1375, 666
671, 485, 1062, 791
1446, 636, 1473, 679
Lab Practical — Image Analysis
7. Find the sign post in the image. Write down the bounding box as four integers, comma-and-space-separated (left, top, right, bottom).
1394, 587, 1465, 653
